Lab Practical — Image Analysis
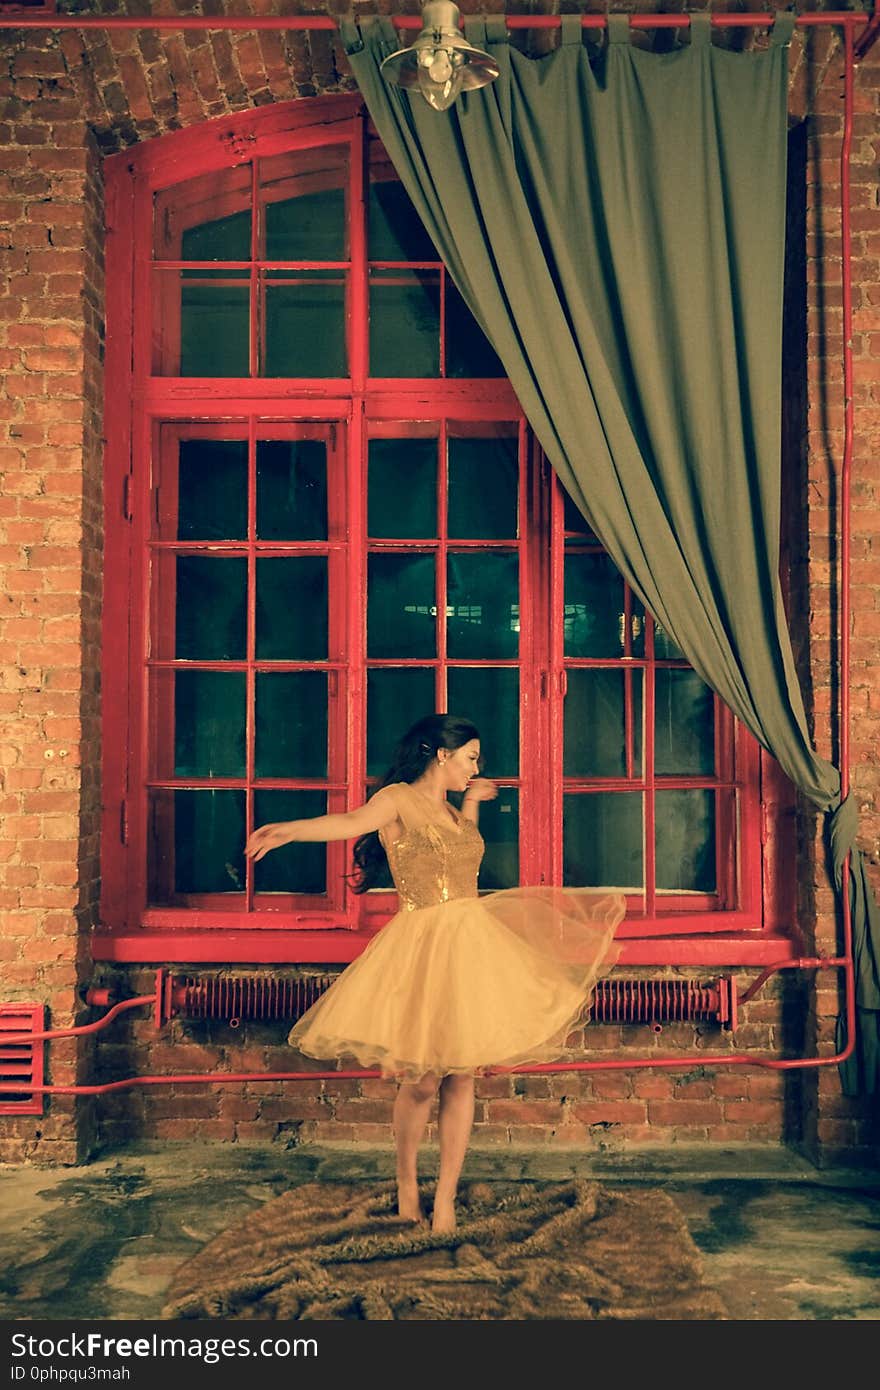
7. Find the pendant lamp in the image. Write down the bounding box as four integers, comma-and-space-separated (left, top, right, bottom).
379, 1, 500, 112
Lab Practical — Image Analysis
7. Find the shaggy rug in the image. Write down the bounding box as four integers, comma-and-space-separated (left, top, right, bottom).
162, 1179, 727, 1320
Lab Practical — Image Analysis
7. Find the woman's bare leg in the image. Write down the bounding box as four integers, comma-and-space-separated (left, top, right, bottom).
392, 1072, 438, 1221
433, 1072, 476, 1233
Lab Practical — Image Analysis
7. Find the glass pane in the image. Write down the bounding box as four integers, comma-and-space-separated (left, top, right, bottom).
656, 790, 716, 893
447, 430, 518, 539
562, 486, 597, 541
255, 672, 327, 779
367, 553, 436, 659
564, 552, 644, 658
655, 669, 715, 776
264, 272, 346, 377
256, 557, 327, 660
446, 281, 506, 378
172, 274, 250, 377
653, 618, 688, 661
148, 789, 246, 902
174, 440, 247, 542
564, 669, 643, 778
367, 668, 435, 777
181, 208, 250, 263
447, 667, 518, 777
563, 792, 643, 890
261, 145, 348, 261
370, 268, 440, 377
173, 670, 246, 778
253, 790, 327, 895
474, 787, 519, 890
368, 438, 437, 539
256, 440, 327, 541
154, 165, 251, 260
447, 552, 519, 660
368, 164, 437, 262
175, 556, 247, 661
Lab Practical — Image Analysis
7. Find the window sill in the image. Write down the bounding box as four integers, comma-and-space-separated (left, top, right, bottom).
91, 928, 802, 967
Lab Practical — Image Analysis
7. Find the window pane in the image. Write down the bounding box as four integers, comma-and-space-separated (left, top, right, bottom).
148, 789, 246, 902
261, 145, 348, 261
653, 619, 688, 661
154, 165, 251, 260
173, 671, 246, 778
472, 787, 519, 890
368, 438, 437, 539
446, 281, 506, 378
175, 440, 247, 542
564, 669, 643, 779
253, 790, 327, 894
370, 268, 440, 377
174, 274, 250, 377
563, 792, 643, 890
656, 790, 716, 893
256, 557, 327, 660
180, 207, 250, 262
564, 552, 644, 658
655, 669, 715, 776
447, 667, 518, 777
264, 272, 346, 377
368, 165, 437, 261
175, 556, 247, 661
562, 487, 597, 542
447, 552, 518, 659
255, 672, 327, 779
256, 440, 327, 541
447, 430, 518, 539
367, 668, 435, 777
368, 553, 436, 659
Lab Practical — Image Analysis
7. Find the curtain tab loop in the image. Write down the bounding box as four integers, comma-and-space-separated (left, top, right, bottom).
689, 12, 712, 47
484, 14, 510, 46
337, 16, 363, 55
606, 14, 630, 46
770, 10, 796, 47
560, 14, 582, 47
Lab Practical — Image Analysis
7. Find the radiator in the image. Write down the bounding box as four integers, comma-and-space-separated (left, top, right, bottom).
168, 973, 736, 1030
0, 1004, 45, 1117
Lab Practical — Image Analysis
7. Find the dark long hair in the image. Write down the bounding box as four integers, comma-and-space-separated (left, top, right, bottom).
350, 714, 480, 894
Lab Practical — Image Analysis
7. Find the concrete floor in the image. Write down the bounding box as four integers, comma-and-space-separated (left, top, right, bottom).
1, 1142, 878, 1321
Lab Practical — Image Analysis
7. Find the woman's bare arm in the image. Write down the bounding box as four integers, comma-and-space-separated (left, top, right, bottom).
244, 785, 400, 862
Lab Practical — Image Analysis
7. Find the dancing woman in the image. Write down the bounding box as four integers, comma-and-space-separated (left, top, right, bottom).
245, 714, 624, 1234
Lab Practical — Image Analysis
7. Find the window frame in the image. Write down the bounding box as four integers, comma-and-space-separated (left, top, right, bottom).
97, 94, 799, 967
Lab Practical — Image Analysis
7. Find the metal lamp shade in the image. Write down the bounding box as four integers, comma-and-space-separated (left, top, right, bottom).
380, 1, 501, 110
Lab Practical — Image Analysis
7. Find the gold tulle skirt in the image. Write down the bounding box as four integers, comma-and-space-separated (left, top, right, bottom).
287, 887, 626, 1083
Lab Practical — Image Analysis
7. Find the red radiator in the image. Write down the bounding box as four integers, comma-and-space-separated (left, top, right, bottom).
0, 1004, 45, 1117
167, 973, 736, 1030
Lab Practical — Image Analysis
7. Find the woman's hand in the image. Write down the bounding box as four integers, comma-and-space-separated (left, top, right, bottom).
463, 777, 499, 805
244, 821, 297, 862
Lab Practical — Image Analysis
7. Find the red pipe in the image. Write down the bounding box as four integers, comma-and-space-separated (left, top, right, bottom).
0, 16, 861, 1094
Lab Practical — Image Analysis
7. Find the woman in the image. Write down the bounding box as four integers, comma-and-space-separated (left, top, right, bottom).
244, 714, 625, 1234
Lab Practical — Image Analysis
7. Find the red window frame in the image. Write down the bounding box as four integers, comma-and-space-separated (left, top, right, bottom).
97, 94, 799, 968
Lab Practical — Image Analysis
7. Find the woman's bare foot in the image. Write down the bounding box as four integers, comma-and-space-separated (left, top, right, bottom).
431, 1194, 456, 1234
396, 1176, 424, 1223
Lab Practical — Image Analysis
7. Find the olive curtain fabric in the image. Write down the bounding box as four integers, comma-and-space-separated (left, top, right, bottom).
340, 11, 879, 1094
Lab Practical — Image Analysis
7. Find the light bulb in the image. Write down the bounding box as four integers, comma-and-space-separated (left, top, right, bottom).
416, 47, 464, 111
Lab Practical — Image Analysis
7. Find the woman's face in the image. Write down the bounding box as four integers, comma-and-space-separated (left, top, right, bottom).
442, 738, 481, 793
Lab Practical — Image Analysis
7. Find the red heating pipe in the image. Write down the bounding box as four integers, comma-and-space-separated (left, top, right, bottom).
0, 13, 862, 1095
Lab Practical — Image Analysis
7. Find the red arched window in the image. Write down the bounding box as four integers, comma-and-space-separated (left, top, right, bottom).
98, 95, 796, 967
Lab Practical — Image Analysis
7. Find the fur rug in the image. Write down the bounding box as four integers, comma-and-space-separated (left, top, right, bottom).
162, 1179, 727, 1320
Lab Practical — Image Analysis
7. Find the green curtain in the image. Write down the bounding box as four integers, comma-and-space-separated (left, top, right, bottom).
341, 10, 880, 1096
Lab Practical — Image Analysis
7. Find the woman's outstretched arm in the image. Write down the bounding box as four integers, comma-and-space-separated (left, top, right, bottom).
244, 784, 400, 862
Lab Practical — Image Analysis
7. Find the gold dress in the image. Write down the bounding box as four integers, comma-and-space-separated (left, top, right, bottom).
287, 781, 626, 1082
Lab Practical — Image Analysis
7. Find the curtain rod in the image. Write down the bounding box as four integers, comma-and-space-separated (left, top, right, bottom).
0, 10, 870, 34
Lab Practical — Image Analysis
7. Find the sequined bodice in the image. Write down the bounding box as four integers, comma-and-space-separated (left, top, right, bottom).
379, 783, 485, 911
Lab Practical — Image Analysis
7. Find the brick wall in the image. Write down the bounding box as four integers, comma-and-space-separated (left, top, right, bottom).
0, 10, 877, 1166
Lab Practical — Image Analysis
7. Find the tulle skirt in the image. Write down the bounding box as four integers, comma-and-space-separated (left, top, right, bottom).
287, 887, 626, 1083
